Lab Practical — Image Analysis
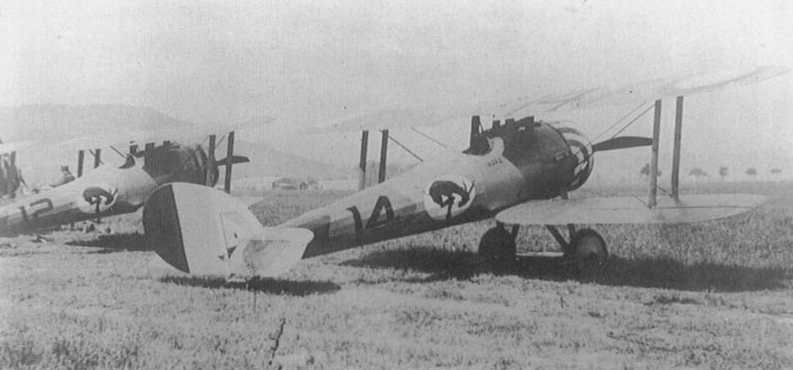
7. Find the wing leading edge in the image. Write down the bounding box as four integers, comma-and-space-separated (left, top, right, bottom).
306, 65, 788, 133
495, 194, 766, 225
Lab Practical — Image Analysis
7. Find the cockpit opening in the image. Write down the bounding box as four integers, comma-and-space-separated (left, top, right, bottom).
462, 134, 491, 155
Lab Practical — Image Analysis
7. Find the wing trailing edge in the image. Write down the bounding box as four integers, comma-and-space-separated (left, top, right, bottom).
495, 194, 766, 225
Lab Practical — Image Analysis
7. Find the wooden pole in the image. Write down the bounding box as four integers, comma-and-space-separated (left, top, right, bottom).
206, 135, 216, 186
358, 131, 369, 191
671, 96, 684, 198
224, 131, 234, 193
378, 130, 389, 184
648, 100, 662, 208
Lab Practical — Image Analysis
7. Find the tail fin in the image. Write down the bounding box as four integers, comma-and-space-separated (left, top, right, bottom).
143, 183, 313, 277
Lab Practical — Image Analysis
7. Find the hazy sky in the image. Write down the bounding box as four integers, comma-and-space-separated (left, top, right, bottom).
2, 0, 792, 177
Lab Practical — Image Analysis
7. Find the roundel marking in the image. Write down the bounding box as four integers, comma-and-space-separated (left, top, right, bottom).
423, 175, 476, 221
78, 184, 118, 214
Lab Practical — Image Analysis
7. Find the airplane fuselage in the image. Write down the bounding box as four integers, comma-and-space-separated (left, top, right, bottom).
0, 143, 211, 238
281, 120, 591, 258
0, 166, 157, 236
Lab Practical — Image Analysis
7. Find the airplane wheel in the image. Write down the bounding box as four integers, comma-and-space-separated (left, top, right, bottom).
569, 228, 608, 279
478, 227, 516, 263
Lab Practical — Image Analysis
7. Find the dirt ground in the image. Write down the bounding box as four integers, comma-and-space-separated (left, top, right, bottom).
1, 182, 792, 369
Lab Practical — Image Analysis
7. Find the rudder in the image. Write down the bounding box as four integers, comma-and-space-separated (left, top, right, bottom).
143, 183, 312, 277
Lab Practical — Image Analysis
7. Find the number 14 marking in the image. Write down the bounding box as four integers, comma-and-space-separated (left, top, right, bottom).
346, 195, 396, 234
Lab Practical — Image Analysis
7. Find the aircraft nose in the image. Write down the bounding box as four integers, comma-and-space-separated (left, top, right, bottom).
551, 123, 594, 191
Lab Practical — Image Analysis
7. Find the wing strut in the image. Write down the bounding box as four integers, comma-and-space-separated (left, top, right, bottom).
206, 134, 216, 186
223, 131, 235, 193
93, 149, 101, 168
77, 150, 85, 177
378, 130, 389, 183
671, 96, 684, 198
358, 131, 369, 191
649, 95, 685, 205
648, 100, 662, 207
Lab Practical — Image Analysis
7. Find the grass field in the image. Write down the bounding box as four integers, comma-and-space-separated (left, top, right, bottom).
1, 182, 792, 369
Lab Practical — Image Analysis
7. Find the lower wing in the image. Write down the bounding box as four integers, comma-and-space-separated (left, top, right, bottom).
495, 194, 766, 225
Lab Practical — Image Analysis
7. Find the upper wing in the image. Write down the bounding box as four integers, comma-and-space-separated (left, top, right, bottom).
0, 140, 37, 155
494, 194, 766, 225
307, 65, 788, 133
124, 116, 276, 146
17, 116, 277, 155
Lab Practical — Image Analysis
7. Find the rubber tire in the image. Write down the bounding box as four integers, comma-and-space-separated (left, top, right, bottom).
569, 228, 608, 280
478, 227, 517, 263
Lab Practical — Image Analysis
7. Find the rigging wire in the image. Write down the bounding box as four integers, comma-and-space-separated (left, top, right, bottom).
109, 145, 126, 158
387, 134, 424, 162
590, 102, 649, 144
610, 103, 655, 139
411, 127, 449, 149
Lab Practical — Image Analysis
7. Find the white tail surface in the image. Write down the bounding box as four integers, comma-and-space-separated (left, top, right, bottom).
229, 227, 314, 277
143, 183, 313, 277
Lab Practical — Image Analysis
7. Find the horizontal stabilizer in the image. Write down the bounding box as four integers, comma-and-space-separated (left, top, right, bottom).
143, 183, 313, 277
495, 194, 766, 225
592, 136, 653, 152
231, 227, 314, 277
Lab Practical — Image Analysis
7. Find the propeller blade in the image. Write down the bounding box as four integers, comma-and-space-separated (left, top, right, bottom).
216, 155, 250, 166
592, 136, 653, 152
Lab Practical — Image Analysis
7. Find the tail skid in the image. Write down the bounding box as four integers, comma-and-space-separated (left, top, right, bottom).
143, 183, 313, 278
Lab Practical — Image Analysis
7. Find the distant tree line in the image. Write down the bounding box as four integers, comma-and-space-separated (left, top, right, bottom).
641, 164, 784, 181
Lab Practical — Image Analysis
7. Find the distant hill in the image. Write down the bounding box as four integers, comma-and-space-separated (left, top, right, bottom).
0, 104, 191, 142
227, 140, 353, 180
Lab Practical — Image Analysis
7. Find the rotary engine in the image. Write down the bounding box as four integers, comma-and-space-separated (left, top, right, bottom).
549, 123, 594, 191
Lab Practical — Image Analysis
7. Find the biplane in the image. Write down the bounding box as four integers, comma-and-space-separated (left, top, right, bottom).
143, 66, 787, 279
0, 121, 260, 238
33, 66, 760, 279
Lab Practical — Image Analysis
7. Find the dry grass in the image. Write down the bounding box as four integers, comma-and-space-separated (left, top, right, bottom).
1, 183, 792, 369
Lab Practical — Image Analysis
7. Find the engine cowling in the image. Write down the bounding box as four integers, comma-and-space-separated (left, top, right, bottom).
142, 143, 210, 186
550, 123, 594, 191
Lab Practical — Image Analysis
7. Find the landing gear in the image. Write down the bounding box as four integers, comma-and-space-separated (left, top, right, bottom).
478, 224, 516, 263
569, 228, 608, 279
546, 225, 608, 279
479, 220, 608, 278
